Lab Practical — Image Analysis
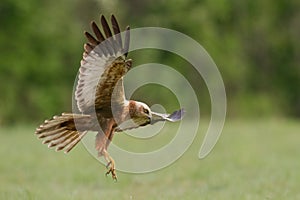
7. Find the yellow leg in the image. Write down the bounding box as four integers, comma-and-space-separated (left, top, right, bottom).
103, 150, 117, 181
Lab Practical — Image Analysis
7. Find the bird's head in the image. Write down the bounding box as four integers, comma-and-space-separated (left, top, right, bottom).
129, 101, 152, 126
116, 100, 185, 132
129, 100, 185, 125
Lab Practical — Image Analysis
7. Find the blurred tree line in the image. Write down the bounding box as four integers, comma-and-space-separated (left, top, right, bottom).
0, 0, 299, 125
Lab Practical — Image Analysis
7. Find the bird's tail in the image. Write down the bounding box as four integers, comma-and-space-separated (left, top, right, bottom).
35, 113, 92, 153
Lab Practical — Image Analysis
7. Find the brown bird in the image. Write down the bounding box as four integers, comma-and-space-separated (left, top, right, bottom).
35, 14, 184, 180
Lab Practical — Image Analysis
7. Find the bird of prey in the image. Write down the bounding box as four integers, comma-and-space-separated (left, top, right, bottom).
35, 14, 184, 180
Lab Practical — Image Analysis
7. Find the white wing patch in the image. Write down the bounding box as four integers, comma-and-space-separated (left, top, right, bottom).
74, 15, 130, 113
75, 48, 123, 113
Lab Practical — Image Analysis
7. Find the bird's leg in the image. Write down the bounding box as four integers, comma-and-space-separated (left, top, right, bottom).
102, 150, 117, 181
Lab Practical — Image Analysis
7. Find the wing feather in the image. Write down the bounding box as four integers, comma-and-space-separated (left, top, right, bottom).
75, 15, 131, 113
123, 26, 130, 57
111, 15, 122, 50
91, 21, 105, 42
84, 31, 99, 46
101, 15, 113, 38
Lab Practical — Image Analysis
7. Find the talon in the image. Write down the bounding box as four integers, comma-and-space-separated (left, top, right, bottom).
105, 169, 110, 177
102, 150, 118, 180
105, 168, 112, 176
111, 169, 117, 181
112, 174, 117, 182
105, 167, 117, 181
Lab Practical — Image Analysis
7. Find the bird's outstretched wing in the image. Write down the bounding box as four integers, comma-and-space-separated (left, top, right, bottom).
115, 109, 185, 132
75, 15, 130, 114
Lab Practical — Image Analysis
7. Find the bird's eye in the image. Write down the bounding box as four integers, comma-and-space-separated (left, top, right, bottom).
144, 109, 149, 114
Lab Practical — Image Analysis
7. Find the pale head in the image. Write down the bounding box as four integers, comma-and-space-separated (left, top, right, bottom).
129, 101, 152, 126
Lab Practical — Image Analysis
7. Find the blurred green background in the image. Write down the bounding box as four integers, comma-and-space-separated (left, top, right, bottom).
1, 1, 300, 199
1, 0, 299, 125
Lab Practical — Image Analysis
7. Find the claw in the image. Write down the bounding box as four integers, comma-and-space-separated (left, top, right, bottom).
102, 150, 118, 181
105, 167, 117, 181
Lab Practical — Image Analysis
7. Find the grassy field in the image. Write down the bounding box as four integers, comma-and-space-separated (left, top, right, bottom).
1, 119, 300, 199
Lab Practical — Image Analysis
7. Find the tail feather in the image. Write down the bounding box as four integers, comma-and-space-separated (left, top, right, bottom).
35, 113, 91, 153
47, 130, 77, 146
38, 127, 66, 139
42, 130, 69, 144
57, 131, 88, 153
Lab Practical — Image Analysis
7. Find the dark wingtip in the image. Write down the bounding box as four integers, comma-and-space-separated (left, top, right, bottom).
111, 14, 116, 22
100, 14, 105, 21
123, 26, 130, 57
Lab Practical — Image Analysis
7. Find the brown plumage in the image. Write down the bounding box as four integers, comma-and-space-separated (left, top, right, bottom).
35, 14, 184, 180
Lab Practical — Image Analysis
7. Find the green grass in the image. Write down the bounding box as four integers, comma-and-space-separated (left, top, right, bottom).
1, 119, 300, 199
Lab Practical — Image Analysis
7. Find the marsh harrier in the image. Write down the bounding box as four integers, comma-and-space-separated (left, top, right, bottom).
35, 15, 184, 180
